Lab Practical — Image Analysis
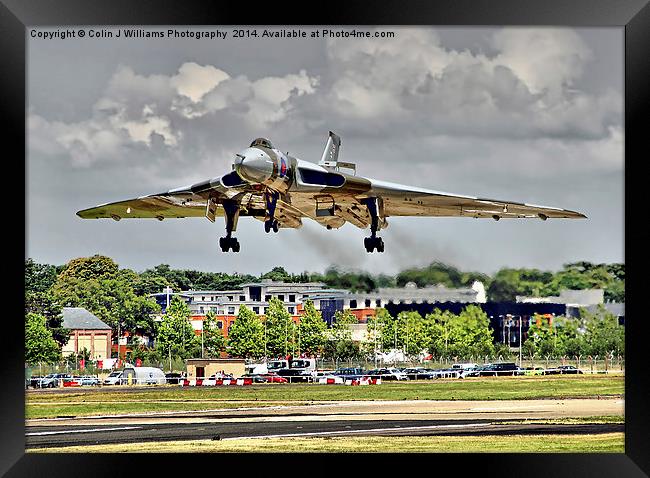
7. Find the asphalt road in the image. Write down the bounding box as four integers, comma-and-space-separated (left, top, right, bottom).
26, 418, 623, 449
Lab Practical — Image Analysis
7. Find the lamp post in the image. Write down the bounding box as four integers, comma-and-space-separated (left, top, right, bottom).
518, 316, 522, 367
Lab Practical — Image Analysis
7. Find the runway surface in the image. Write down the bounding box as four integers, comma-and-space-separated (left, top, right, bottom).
26, 398, 624, 449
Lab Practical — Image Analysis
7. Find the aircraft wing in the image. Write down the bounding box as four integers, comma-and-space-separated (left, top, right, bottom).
368, 179, 586, 220
76, 171, 267, 222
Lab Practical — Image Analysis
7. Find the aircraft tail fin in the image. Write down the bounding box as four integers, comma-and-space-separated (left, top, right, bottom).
319, 131, 341, 167
319, 131, 355, 173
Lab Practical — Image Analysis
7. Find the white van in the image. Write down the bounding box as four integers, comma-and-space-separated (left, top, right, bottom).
103, 367, 166, 385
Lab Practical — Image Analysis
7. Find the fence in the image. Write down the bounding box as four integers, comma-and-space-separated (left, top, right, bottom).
26, 354, 625, 382
312, 354, 625, 374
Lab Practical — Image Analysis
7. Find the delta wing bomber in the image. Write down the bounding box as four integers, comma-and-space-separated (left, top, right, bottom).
77, 132, 586, 253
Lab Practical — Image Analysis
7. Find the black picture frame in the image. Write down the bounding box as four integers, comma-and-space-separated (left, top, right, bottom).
3, 0, 647, 476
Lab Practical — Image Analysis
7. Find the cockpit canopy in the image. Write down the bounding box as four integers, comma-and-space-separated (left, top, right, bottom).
250, 137, 274, 149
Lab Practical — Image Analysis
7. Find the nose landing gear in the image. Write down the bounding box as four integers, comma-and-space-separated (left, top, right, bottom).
361, 197, 385, 253
220, 200, 240, 253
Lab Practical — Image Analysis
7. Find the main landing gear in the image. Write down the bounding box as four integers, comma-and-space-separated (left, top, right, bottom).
362, 198, 385, 253
220, 200, 240, 253
264, 190, 279, 234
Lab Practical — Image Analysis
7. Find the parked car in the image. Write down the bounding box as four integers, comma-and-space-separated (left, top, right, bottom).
35, 373, 72, 388
366, 368, 409, 381
333, 367, 367, 380
557, 365, 584, 374
202, 372, 235, 385
103, 370, 124, 385
240, 373, 269, 383
165, 372, 186, 384
275, 368, 312, 382
259, 372, 288, 383
77, 375, 100, 386
403, 368, 436, 380
522, 367, 545, 376
478, 363, 521, 377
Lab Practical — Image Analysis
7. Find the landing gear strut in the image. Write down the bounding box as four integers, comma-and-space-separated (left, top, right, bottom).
361, 198, 385, 253
220, 200, 240, 252
264, 190, 279, 233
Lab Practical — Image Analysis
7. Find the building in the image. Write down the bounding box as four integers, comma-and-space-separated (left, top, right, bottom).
151, 279, 488, 342
185, 358, 246, 380
516, 288, 625, 324
60, 307, 112, 360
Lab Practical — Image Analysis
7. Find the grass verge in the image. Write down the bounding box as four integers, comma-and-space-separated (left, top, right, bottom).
30, 433, 625, 453
26, 375, 623, 419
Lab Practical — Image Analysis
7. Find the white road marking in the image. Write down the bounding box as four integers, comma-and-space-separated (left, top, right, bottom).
223, 422, 488, 440
27, 426, 142, 436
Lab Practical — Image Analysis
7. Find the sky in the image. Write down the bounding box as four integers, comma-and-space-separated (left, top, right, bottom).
26, 26, 624, 277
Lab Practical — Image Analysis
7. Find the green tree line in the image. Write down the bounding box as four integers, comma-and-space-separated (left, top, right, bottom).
25, 256, 625, 364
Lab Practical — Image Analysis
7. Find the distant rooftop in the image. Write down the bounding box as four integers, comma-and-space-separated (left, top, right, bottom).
62, 307, 111, 330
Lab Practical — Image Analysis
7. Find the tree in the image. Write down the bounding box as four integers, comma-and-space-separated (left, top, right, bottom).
426, 306, 494, 358
227, 305, 264, 358
323, 310, 361, 361
297, 300, 326, 356
581, 306, 624, 357
201, 311, 226, 358
154, 296, 200, 361
25, 291, 69, 347
25, 258, 59, 294
52, 256, 160, 341
25, 313, 61, 364
263, 297, 295, 357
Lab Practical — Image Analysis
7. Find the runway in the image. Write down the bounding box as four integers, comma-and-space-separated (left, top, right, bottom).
26, 398, 624, 449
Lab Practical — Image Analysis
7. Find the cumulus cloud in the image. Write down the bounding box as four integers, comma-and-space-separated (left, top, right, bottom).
29, 62, 319, 167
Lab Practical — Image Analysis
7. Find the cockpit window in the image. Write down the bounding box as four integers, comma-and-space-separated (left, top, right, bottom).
250, 137, 274, 149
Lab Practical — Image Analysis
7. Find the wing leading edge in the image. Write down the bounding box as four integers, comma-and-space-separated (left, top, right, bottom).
367, 179, 586, 220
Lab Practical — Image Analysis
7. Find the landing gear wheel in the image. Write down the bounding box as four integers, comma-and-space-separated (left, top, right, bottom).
219, 236, 240, 252
364, 236, 384, 253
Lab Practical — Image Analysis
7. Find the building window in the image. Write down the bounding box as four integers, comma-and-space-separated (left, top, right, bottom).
365, 299, 371, 307
376, 299, 381, 307
201, 296, 205, 301
227, 296, 233, 301
217, 321, 223, 329
199, 306, 204, 313
350, 300, 357, 309
227, 306, 235, 315
253, 306, 260, 314
278, 294, 285, 301
264, 307, 269, 314
265, 295, 272, 301
288, 306, 295, 314
239, 295, 245, 301
289, 294, 295, 302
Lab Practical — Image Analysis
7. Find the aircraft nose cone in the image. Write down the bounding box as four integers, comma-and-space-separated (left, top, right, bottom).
235, 149, 273, 183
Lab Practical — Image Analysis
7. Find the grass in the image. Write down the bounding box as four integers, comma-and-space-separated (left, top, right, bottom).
26, 375, 623, 420
30, 433, 625, 453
